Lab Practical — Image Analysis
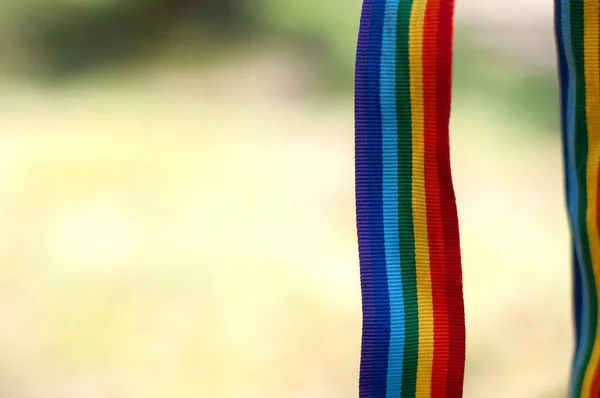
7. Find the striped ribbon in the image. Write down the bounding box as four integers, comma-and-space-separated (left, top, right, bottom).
354, 0, 465, 396
556, 0, 600, 396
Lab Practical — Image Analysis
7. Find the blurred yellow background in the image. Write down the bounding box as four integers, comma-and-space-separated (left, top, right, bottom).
0, 0, 570, 397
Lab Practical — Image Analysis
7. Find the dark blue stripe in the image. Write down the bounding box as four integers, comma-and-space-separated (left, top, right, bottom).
556, 0, 569, 190
356, 1, 376, 396
356, 0, 391, 396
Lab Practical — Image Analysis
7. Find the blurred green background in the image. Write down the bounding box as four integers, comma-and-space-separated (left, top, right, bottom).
0, 1, 570, 397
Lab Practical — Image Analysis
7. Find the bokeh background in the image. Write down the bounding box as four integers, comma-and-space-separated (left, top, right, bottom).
0, 1, 569, 397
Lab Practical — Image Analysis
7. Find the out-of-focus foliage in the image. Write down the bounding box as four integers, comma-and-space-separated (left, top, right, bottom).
0, 0, 358, 79
1, 0, 245, 78
248, 0, 361, 88
453, 33, 559, 134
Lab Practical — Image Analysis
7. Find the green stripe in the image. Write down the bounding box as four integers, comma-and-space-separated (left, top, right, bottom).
571, 0, 598, 393
396, 1, 418, 396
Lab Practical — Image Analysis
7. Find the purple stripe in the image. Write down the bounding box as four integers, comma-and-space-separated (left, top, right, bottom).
355, 0, 375, 395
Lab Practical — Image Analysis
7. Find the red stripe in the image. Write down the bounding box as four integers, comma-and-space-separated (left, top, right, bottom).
436, 0, 466, 396
423, 0, 450, 395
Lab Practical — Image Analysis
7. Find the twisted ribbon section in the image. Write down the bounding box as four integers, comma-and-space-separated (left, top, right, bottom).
355, 0, 465, 396
555, 0, 600, 396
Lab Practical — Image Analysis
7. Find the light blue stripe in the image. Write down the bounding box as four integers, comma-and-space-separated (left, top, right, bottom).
562, 1, 583, 299
561, 0, 590, 394
380, 0, 403, 395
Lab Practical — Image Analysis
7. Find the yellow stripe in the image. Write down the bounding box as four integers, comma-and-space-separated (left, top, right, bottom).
582, 1, 600, 396
409, 0, 433, 394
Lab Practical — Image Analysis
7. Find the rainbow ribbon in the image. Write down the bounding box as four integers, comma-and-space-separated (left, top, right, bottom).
354, 0, 465, 396
556, 0, 600, 396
